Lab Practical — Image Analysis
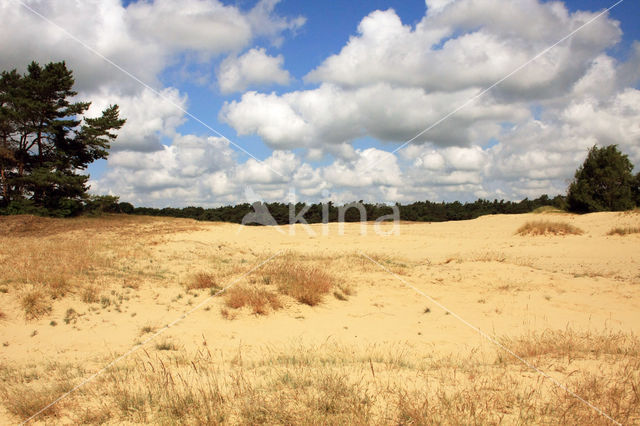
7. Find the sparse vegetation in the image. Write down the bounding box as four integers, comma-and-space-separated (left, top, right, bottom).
261, 256, 334, 306
140, 325, 156, 335
155, 340, 179, 351
516, 220, 584, 236
20, 289, 51, 320
186, 272, 221, 291
63, 308, 78, 324
1, 210, 638, 424
1, 331, 638, 424
607, 226, 640, 236
224, 287, 282, 315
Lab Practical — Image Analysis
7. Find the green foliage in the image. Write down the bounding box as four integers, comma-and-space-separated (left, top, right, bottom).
567, 145, 637, 213
633, 172, 640, 207
84, 195, 121, 215
130, 194, 566, 224
0, 61, 125, 217
118, 202, 134, 214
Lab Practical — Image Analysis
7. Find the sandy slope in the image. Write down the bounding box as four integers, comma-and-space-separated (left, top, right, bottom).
0, 211, 639, 423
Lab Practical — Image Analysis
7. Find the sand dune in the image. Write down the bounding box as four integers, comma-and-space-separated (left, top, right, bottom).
0, 212, 639, 424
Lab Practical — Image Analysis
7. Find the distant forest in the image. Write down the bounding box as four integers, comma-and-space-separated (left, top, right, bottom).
124, 194, 567, 224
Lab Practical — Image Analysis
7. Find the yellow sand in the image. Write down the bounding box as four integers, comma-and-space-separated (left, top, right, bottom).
0, 211, 639, 423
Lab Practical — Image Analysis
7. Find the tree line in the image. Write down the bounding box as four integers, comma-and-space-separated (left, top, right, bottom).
93, 194, 566, 224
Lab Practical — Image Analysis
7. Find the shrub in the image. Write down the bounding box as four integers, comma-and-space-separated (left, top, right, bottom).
516, 221, 583, 236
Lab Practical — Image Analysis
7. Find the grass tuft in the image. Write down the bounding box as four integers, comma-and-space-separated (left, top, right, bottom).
607, 226, 640, 236
155, 339, 179, 351
20, 289, 51, 320
186, 272, 221, 291
516, 220, 583, 236
262, 257, 334, 306
225, 287, 282, 315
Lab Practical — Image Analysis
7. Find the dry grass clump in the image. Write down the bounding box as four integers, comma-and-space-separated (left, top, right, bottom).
607, 226, 640, 236
516, 220, 584, 236
186, 272, 221, 291
224, 287, 282, 315
20, 288, 52, 320
333, 283, 354, 301
155, 339, 179, 351
260, 257, 334, 306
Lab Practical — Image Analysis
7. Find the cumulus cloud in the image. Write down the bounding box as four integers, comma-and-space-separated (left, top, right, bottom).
213, 0, 639, 205
0, 0, 165, 94
217, 48, 291, 94
91, 135, 239, 206
126, 0, 253, 55
0, 0, 305, 152
222, 0, 624, 156
221, 83, 529, 149
306, 2, 620, 98
84, 87, 188, 152
7, 0, 638, 207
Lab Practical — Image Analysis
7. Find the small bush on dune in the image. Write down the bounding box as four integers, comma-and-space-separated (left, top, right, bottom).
224, 287, 282, 315
607, 226, 640, 236
262, 259, 334, 306
186, 272, 221, 291
20, 289, 52, 320
516, 221, 583, 236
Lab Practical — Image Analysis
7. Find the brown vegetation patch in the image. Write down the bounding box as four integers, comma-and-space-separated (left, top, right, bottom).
186, 272, 221, 291
516, 220, 583, 236
20, 288, 51, 320
607, 226, 640, 236
261, 258, 334, 306
224, 287, 282, 315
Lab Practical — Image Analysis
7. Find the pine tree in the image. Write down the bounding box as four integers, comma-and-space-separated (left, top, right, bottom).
0, 61, 125, 216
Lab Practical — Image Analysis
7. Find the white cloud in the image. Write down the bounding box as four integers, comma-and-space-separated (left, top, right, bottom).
248, 0, 306, 46
0, 0, 165, 94
6, 0, 638, 207
221, 82, 529, 149
322, 148, 403, 188
85, 87, 188, 152
91, 135, 239, 206
126, 0, 252, 55
217, 48, 291, 94
305, 1, 620, 97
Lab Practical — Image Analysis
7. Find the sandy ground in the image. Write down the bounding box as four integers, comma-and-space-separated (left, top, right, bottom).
0, 211, 639, 423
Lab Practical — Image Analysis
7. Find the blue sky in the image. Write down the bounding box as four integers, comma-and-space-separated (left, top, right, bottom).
2, 0, 639, 207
